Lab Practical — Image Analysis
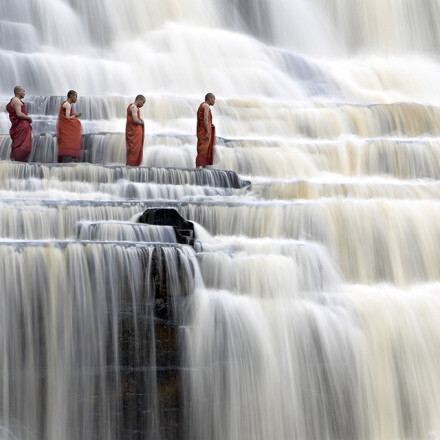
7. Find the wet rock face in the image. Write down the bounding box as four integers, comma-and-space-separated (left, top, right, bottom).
119, 246, 189, 440
119, 310, 181, 440
138, 208, 195, 247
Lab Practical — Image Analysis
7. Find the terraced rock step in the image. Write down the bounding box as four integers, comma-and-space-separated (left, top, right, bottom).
0, 162, 249, 189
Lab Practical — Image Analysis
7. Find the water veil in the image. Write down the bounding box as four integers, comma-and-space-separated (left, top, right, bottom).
1, 0, 440, 439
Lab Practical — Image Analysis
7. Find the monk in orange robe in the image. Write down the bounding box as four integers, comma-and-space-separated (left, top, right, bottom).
57, 90, 82, 162
6, 86, 33, 162
196, 92, 216, 168
126, 95, 146, 166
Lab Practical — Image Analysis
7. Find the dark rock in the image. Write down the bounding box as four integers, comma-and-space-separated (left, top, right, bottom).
138, 208, 195, 247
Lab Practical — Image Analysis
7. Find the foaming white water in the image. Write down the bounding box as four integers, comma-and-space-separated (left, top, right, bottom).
340, 283, 440, 439
220, 0, 339, 56
248, 178, 440, 201
2, 0, 440, 120
2, 0, 440, 439
184, 281, 440, 440
182, 199, 440, 285
198, 236, 341, 294
214, 134, 440, 180
330, 56, 440, 104
314, 0, 440, 54
184, 288, 366, 440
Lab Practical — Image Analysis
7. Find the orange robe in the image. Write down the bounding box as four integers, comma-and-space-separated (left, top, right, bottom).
6, 99, 32, 162
196, 102, 215, 167
126, 104, 144, 166
56, 101, 82, 159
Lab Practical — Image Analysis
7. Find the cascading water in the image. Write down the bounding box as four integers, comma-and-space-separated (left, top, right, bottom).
1, 0, 440, 439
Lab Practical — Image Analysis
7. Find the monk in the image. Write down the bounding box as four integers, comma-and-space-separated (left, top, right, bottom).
196, 93, 216, 168
125, 95, 146, 166
6, 86, 33, 162
56, 90, 82, 162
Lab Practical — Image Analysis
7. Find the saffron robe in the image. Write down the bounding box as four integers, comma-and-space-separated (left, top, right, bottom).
126, 104, 144, 166
56, 101, 82, 159
6, 99, 32, 162
196, 102, 215, 167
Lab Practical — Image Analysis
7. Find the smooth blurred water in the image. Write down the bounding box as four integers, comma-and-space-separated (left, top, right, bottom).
1, 1, 440, 439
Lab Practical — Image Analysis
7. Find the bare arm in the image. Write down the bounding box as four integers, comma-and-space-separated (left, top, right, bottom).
63, 102, 81, 119
130, 104, 144, 125
12, 98, 32, 123
203, 103, 210, 141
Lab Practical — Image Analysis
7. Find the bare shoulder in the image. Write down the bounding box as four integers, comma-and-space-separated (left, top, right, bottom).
11, 97, 23, 112
63, 101, 71, 108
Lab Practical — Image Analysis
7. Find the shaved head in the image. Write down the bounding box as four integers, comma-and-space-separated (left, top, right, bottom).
14, 86, 24, 95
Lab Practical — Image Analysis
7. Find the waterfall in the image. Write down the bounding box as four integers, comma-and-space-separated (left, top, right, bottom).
2, 0, 440, 439
0, 242, 202, 439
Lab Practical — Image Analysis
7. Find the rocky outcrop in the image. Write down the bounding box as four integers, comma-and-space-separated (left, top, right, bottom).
138, 208, 195, 247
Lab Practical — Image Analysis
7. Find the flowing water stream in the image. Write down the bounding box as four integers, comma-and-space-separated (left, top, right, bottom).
1, 0, 440, 439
